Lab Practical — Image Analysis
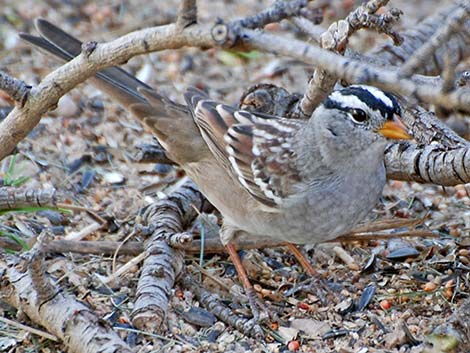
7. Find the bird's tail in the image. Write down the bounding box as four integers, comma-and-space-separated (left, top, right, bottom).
20, 19, 207, 164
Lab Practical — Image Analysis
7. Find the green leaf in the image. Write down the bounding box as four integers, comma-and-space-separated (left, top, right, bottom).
0, 206, 73, 216
0, 231, 30, 250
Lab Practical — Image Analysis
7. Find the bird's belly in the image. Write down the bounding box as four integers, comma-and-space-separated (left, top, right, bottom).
253, 191, 379, 244
185, 160, 385, 245
242, 169, 386, 244
268, 173, 386, 244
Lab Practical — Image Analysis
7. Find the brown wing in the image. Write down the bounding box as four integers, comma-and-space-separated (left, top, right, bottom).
185, 89, 305, 207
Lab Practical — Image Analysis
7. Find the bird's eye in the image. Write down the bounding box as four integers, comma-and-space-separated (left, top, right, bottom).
349, 109, 368, 124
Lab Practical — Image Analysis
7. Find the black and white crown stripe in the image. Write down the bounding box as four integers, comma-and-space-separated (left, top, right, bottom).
354, 85, 394, 108
324, 85, 401, 120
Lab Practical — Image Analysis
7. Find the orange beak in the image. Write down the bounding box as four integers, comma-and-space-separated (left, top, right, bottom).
378, 114, 412, 140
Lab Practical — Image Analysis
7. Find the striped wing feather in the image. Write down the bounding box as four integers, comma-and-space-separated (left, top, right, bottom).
185, 89, 304, 207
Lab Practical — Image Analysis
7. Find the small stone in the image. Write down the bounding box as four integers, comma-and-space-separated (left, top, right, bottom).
287, 340, 300, 351
57, 94, 79, 118
103, 171, 125, 185
181, 307, 216, 327
380, 299, 392, 310
384, 328, 407, 349
277, 326, 298, 343
423, 282, 437, 292
290, 318, 331, 338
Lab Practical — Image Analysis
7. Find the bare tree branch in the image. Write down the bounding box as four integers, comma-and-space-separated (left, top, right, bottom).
385, 142, 470, 184
346, 0, 403, 45
0, 234, 133, 353
226, 26, 470, 112
401, 106, 467, 147
1, 1, 469, 169
0, 23, 213, 161
370, 2, 470, 75
291, 0, 470, 124
0, 187, 59, 209
131, 179, 206, 333
1, 217, 432, 256
398, 2, 470, 77
0, 70, 30, 106
179, 273, 262, 338
236, 0, 315, 29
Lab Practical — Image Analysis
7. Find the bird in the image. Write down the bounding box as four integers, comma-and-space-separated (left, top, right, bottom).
21, 19, 411, 321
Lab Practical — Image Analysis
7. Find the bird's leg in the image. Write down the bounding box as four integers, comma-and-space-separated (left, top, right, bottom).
225, 242, 270, 323
285, 243, 317, 276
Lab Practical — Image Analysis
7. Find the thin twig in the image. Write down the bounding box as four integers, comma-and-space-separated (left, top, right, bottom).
27, 229, 439, 256
102, 252, 147, 285
237, 0, 312, 29
64, 222, 104, 241
292, 0, 401, 119
0, 316, 59, 342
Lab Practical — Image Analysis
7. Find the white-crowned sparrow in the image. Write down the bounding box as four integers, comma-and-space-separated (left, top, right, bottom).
21, 19, 411, 320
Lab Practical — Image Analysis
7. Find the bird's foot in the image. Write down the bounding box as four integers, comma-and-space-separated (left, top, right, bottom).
244, 286, 279, 324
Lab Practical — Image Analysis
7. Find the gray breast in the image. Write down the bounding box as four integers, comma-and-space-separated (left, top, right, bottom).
259, 159, 386, 244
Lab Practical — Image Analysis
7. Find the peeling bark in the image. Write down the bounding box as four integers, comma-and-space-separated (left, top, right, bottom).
131, 179, 206, 332
371, 2, 470, 75
385, 142, 470, 184
0, 187, 59, 209
0, 236, 133, 353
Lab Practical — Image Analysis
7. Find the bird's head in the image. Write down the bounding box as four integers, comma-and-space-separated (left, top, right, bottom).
313, 85, 411, 156
322, 85, 410, 138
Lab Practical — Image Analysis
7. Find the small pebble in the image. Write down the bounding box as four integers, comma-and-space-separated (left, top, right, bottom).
380, 299, 392, 310
103, 171, 125, 185
57, 94, 79, 118
181, 307, 216, 327
423, 282, 437, 292
277, 326, 298, 343
386, 247, 420, 261
287, 340, 300, 351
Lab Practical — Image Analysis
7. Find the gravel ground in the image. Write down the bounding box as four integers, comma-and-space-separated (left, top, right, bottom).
1, 1, 467, 352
